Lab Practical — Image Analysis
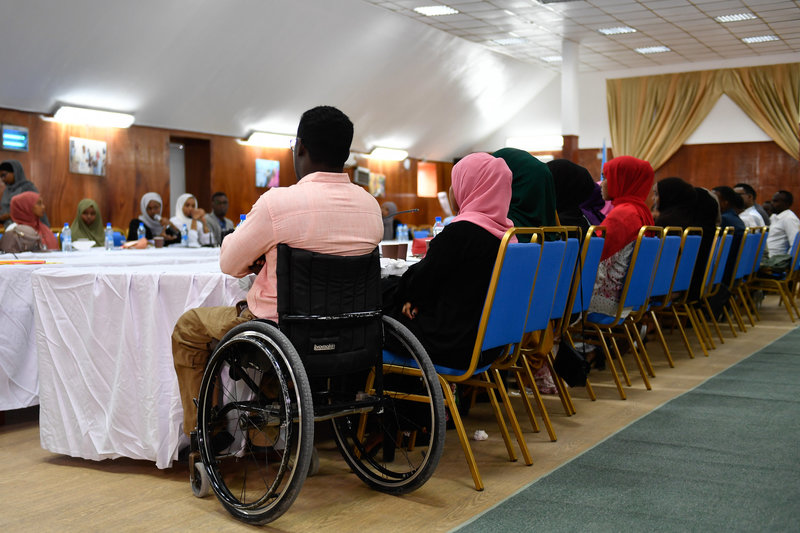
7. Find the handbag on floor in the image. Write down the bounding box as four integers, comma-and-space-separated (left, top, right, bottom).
553, 341, 590, 387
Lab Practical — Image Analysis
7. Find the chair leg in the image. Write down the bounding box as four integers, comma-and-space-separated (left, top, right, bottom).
668, 307, 694, 359
491, 369, 533, 465
512, 366, 541, 434
584, 377, 596, 401
609, 335, 632, 387
482, 373, 518, 463
691, 304, 715, 351
624, 322, 652, 390
629, 320, 656, 377
721, 305, 739, 337
519, 358, 558, 440
544, 353, 575, 416
702, 298, 725, 343
439, 376, 483, 491
594, 327, 626, 400
737, 286, 757, 327
649, 311, 675, 368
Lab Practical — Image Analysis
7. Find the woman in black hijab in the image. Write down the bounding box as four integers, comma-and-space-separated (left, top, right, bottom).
653, 176, 697, 227
547, 159, 595, 236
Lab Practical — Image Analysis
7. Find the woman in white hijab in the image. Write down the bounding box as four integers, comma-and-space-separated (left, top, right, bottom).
128, 192, 180, 244
169, 193, 210, 246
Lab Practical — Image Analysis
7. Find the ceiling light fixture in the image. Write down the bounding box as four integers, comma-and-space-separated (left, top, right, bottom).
504, 10, 515, 16
493, 37, 526, 45
598, 26, 636, 35
240, 131, 295, 148
541, 55, 562, 62
742, 35, 779, 43
369, 147, 409, 161
413, 5, 458, 16
505, 135, 563, 152
51, 105, 134, 128
715, 13, 757, 23
635, 45, 671, 54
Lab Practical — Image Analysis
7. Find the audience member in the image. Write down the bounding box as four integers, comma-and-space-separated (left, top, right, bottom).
1, 191, 59, 251
580, 181, 606, 226
70, 198, 105, 246
381, 201, 410, 240
653, 176, 697, 226
733, 183, 766, 227
172, 105, 382, 437
688, 188, 722, 301
492, 148, 556, 242
547, 158, 595, 236
766, 190, 800, 257
204, 191, 234, 246
128, 192, 179, 244
1, 160, 50, 229
712, 186, 746, 283
169, 193, 211, 246
587, 156, 654, 316
385, 152, 514, 370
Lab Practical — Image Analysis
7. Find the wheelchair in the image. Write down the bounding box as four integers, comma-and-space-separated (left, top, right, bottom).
188, 245, 445, 525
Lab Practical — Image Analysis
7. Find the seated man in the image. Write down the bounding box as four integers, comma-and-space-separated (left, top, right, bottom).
204, 191, 234, 246
172, 106, 383, 439
733, 182, 766, 228
766, 190, 800, 257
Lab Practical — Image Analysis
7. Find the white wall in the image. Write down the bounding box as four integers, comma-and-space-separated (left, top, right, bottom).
474, 53, 796, 154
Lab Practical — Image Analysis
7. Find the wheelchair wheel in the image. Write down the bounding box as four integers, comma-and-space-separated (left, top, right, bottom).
331, 315, 445, 494
196, 321, 314, 525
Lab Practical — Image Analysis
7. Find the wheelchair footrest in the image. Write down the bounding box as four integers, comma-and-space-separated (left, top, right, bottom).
312, 395, 382, 422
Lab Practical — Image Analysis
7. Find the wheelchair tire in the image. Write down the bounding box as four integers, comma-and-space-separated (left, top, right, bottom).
331, 315, 445, 494
196, 320, 314, 525
191, 461, 210, 498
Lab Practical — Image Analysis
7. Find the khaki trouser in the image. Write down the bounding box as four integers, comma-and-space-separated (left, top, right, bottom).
171, 304, 255, 436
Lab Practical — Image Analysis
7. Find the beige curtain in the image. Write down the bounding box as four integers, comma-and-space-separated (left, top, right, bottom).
722, 63, 800, 159
607, 63, 800, 169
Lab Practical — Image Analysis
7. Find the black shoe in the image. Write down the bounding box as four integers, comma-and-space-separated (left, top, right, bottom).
211, 431, 235, 455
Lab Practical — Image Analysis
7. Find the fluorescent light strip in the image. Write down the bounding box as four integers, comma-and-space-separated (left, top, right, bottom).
369, 147, 408, 161
742, 35, 779, 43
52, 106, 134, 128
541, 55, 562, 63
598, 26, 636, 35
715, 13, 757, 23
413, 5, 458, 17
240, 132, 295, 148
493, 37, 526, 45
635, 45, 671, 54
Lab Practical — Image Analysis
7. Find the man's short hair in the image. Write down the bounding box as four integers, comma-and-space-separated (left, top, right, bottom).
297, 106, 353, 168
777, 190, 794, 206
714, 186, 743, 210
211, 191, 227, 202
734, 183, 756, 198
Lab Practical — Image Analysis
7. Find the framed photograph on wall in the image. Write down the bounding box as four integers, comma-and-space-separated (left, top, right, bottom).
256, 158, 280, 188
69, 137, 107, 176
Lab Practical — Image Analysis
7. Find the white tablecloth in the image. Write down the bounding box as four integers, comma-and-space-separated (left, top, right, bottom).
31, 256, 248, 468
0, 247, 225, 411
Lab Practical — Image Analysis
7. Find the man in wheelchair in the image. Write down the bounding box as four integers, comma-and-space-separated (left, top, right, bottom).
171, 105, 383, 449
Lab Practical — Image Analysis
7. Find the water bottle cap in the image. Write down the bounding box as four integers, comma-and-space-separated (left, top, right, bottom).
435, 216, 442, 222
106, 222, 111, 227
240, 214, 246, 221
63, 222, 69, 227
139, 222, 144, 227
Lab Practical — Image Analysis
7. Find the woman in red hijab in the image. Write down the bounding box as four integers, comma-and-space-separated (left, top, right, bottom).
587, 156, 655, 317
9, 191, 59, 250
387, 152, 515, 370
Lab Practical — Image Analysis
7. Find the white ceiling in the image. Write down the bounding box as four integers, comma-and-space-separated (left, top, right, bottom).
366, 0, 800, 71
0, 0, 796, 162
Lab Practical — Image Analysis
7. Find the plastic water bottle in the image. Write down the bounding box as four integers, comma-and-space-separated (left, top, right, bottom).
238, 214, 246, 228
432, 216, 444, 237
137, 222, 146, 241
61, 222, 72, 251
104, 223, 113, 250
396, 223, 405, 242
181, 223, 189, 246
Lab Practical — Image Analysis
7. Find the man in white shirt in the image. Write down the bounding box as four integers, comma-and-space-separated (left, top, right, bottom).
733, 183, 765, 228
766, 190, 800, 256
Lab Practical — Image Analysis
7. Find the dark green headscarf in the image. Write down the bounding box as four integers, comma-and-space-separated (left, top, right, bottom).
492, 148, 557, 238
70, 198, 105, 246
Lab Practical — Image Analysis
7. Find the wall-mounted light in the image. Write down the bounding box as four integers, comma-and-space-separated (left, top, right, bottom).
368, 147, 409, 161
51, 105, 135, 128
239, 131, 295, 148
505, 135, 564, 152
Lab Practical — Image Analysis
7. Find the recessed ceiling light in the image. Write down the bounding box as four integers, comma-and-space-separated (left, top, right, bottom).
598, 26, 636, 35
413, 5, 458, 16
541, 55, 562, 62
504, 10, 515, 16
635, 45, 671, 54
493, 37, 526, 46
715, 13, 757, 23
742, 35, 779, 43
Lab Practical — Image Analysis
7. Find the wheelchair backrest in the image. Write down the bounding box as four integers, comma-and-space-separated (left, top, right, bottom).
276, 244, 382, 378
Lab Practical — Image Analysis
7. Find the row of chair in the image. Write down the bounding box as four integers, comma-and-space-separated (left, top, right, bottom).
413, 223, 800, 491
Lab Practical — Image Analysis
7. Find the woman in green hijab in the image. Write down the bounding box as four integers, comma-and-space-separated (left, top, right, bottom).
492, 148, 558, 241
70, 198, 105, 246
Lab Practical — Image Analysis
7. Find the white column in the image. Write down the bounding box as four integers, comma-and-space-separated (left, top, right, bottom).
561, 38, 580, 137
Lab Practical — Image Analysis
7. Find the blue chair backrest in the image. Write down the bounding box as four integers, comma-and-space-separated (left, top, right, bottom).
702, 233, 723, 290
550, 237, 580, 321
712, 232, 733, 286
571, 235, 605, 314
622, 235, 662, 310
671, 233, 702, 293
734, 232, 760, 281
790, 233, 800, 272
753, 228, 769, 272
649, 234, 681, 299
524, 240, 565, 333
481, 242, 541, 351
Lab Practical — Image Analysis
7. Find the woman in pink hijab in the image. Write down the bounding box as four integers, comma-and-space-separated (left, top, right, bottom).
387, 152, 515, 370
8, 191, 59, 250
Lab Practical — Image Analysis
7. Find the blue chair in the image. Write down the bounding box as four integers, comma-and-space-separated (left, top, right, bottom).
751, 232, 800, 322
581, 227, 663, 400
652, 227, 703, 359
695, 227, 734, 345
723, 228, 761, 332
744, 226, 769, 321
383, 227, 541, 491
